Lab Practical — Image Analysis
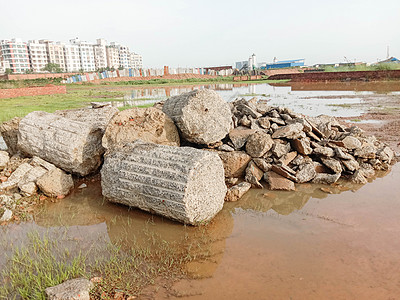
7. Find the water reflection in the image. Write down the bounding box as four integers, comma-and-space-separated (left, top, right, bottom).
113, 82, 374, 117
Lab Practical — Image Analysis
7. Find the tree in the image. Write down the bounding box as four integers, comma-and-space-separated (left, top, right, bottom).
5, 68, 13, 75
25, 69, 33, 74
42, 63, 62, 73
118, 66, 124, 70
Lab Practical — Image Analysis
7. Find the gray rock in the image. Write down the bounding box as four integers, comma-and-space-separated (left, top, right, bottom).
278, 151, 298, 165
239, 115, 251, 127
18, 111, 105, 176
101, 141, 226, 225
218, 144, 235, 152
296, 163, 317, 183
320, 157, 342, 174
0, 208, 12, 222
342, 158, 360, 172
0, 195, 13, 206
252, 158, 272, 172
269, 117, 286, 126
45, 278, 93, 300
18, 166, 48, 195
0, 117, 21, 155
258, 117, 271, 129
162, 89, 232, 145
291, 138, 313, 155
341, 136, 362, 150
313, 146, 334, 157
236, 103, 262, 119
225, 177, 239, 186
225, 182, 252, 202
312, 173, 341, 184
272, 141, 290, 158
0, 150, 9, 170
30, 156, 56, 171
91, 101, 112, 108
246, 131, 273, 158
255, 102, 272, 115
37, 168, 74, 197
229, 127, 256, 150
354, 145, 376, 159
0, 163, 33, 191
350, 170, 368, 184
334, 147, 353, 160
245, 161, 264, 188
377, 146, 394, 163
19, 182, 37, 195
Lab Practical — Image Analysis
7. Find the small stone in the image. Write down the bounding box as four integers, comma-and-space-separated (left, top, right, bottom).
0, 151, 9, 171
218, 144, 235, 152
271, 165, 297, 182
225, 177, 239, 186
264, 171, 295, 191
258, 117, 271, 129
313, 147, 334, 157
272, 141, 290, 158
354, 145, 376, 159
279, 151, 297, 165
269, 117, 286, 126
312, 173, 341, 184
272, 123, 304, 139
296, 162, 317, 183
217, 151, 252, 178
45, 278, 93, 300
320, 157, 342, 174
0, 209, 12, 222
350, 170, 368, 184
246, 131, 274, 158
341, 136, 362, 150
224, 182, 252, 202
342, 158, 360, 172
291, 138, 313, 155
252, 158, 272, 172
245, 161, 264, 188
36, 168, 74, 197
229, 127, 256, 150
334, 147, 353, 160
78, 183, 87, 189
320, 187, 333, 194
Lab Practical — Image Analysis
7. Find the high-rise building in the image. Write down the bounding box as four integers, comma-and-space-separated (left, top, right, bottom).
28, 40, 49, 72
39, 40, 66, 71
118, 44, 130, 69
70, 38, 96, 72
106, 43, 120, 69
0, 38, 30, 73
0, 50, 11, 74
129, 52, 143, 69
93, 38, 107, 70
64, 43, 81, 72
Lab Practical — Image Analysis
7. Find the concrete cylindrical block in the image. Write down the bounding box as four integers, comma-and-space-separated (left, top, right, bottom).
101, 140, 227, 225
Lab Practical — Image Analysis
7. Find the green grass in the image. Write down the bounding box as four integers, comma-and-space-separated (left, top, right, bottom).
0, 224, 215, 299
0, 78, 64, 89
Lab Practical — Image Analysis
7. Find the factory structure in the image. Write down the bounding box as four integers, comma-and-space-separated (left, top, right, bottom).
0, 38, 143, 74
235, 54, 305, 71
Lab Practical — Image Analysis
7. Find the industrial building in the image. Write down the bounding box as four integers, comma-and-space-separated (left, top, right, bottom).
262, 58, 305, 70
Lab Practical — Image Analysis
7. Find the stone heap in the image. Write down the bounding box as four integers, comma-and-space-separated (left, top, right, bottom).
209, 97, 395, 200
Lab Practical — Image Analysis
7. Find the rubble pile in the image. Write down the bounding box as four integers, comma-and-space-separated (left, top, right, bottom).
0, 89, 397, 225
211, 97, 395, 196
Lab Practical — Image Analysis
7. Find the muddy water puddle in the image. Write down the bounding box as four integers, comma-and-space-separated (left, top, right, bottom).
1, 163, 400, 299
111, 82, 387, 117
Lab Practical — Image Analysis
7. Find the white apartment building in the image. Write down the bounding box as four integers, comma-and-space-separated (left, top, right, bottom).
64, 44, 81, 72
70, 38, 96, 72
39, 40, 66, 71
118, 44, 130, 69
129, 52, 143, 69
28, 40, 48, 72
93, 38, 107, 70
0, 51, 11, 74
0, 38, 30, 73
106, 44, 120, 69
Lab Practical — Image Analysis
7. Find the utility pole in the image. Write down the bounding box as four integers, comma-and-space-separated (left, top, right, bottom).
387, 45, 390, 59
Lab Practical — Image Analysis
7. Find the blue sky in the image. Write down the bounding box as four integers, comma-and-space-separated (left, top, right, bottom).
1, 0, 399, 67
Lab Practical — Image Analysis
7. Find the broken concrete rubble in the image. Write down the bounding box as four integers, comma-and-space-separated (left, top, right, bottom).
162, 89, 232, 145
0, 117, 21, 155
225, 182, 252, 202
101, 140, 226, 225
102, 107, 180, 150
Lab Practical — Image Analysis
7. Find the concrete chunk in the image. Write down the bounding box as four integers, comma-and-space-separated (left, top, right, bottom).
45, 278, 93, 300
18, 111, 105, 176
101, 141, 227, 225
162, 89, 232, 145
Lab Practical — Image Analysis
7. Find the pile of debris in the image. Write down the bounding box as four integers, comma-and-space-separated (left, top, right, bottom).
0, 91, 396, 225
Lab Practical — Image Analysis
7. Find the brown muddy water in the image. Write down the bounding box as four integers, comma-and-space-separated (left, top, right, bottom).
2, 82, 400, 299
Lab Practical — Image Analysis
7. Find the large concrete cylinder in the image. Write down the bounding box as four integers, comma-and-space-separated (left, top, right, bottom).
18, 111, 107, 176
101, 140, 227, 225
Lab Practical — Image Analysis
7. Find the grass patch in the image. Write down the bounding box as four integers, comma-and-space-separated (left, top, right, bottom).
0, 78, 64, 89
326, 103, 353, 108
323, 63, 400, 72
0, 223, 216, 299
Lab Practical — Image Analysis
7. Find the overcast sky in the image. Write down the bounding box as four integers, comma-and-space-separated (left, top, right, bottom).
1, 0, 399, 68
